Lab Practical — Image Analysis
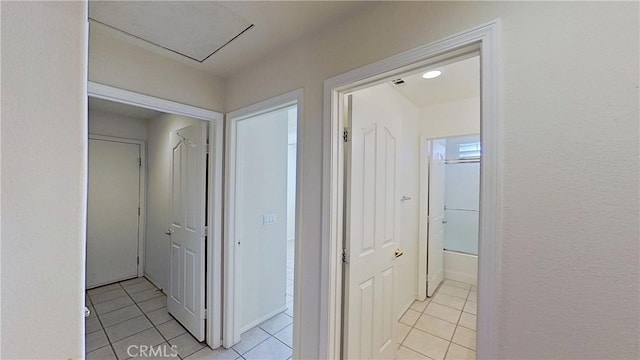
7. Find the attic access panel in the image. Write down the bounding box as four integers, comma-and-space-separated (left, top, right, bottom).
89, 1, 254, 62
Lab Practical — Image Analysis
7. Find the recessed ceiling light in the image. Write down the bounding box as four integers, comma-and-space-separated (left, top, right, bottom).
422, 70, 442, 79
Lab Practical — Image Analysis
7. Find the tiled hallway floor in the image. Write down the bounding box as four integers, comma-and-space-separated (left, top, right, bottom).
86, 276, 470, 359
396, 279, 477, 360
85, 277, 294, 360
86, 239, 295, 359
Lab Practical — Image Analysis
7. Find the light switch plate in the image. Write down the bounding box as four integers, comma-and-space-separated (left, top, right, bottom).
263, 213, 277, 225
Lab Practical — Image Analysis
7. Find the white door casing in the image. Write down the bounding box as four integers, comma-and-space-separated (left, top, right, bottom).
86, 138, 141, 289
427, 140, 446, 297
343, 94, 399, 359
322, 22, 501, 359
88, 82, 224, 349
168, 123, 207, 341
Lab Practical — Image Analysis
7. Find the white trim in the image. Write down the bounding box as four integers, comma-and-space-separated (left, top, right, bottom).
88, 134, 147, 279
87, 84, 224, 350
224, 89, 304, 351
321, 20, 502, 359
417, 137, 429, 301
292, 93, 305, 360
239, 305, 288, 335
88, 81, 221, 121
206, 117, 224, 349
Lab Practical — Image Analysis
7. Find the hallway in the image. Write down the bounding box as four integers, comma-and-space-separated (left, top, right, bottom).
85, 274, 294, 360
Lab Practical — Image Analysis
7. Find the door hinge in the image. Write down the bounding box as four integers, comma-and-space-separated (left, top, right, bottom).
342, 249, 349, 264
139, 158, 142, 167
137, 256, 139, 265
203, 226, 208, 237
203, 308, 208, 319
138, 207, 141, 216
343, 128, 349, 143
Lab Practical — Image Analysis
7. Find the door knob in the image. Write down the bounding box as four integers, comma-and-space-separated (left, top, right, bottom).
165, 229, 172, 236
395, 249, 404, 258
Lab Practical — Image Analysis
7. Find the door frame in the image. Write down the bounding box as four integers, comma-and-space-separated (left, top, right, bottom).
321, 21, 502, 358
87, 81, 225, 349
87, 134, 147, 281
223, 89, 303, 351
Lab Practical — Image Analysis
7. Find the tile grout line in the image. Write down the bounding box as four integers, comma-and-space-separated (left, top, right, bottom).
91, 278, 176, 360
93, 277, 298, 359
399, 281, 476, 359
441, 294, 464, 360
111, 282, 160, 359
87, 283, 124, 359
122, 279, 192, 360
93, 291, 163, 329
237, 322, 292, 358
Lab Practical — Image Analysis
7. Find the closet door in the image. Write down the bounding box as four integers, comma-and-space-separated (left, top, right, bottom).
87, 138, 140, 289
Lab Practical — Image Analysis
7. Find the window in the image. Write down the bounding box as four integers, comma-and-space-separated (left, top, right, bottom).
458, 142, 481, 158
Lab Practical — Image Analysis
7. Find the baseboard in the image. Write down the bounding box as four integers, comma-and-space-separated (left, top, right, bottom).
240, 304, 289, 334
86, 274, 138, 290
143, 273, 167, 295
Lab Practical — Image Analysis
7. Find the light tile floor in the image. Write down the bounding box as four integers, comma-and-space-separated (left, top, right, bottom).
86, 240, 295, 360
396, 279, 477, 360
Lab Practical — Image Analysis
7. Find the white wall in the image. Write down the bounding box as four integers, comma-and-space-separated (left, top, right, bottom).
236, 109, 289, 331
145, 113, 205, 291
1, 1, 87, 358
1, 2, 637, 359
225, 2, 639, 358
88, 108, 148, 140
354, 83, 420, 321
419, 97, 479, 139
89, 28, 225, 112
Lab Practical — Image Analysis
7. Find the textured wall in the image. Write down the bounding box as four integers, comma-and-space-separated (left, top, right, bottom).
1, 1, 88, 357
89, 29, 225, 112
89, 109, 148, 140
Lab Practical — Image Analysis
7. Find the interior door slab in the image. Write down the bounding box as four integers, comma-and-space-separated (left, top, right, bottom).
167, 123, 207, 341
344, 94, 399, 359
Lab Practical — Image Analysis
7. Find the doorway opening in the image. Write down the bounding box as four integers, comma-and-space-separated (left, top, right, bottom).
422, 134, 481, 295
322, 21, 500, 360
85, 83, 224, 358
224, 90, 302, 359
340, 53, 480, 359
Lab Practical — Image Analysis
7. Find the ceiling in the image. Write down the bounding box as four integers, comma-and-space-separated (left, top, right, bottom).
88, 2, 476, 119
390, 55, 480, 108
89, 97, 163, 120
89, 1, 368, 79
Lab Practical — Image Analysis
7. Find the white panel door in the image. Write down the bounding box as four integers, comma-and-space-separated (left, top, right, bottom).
344, 94, 399, 359
87, 139, 140, 288
427, 140, 446, 297
168, 123, 207, 341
